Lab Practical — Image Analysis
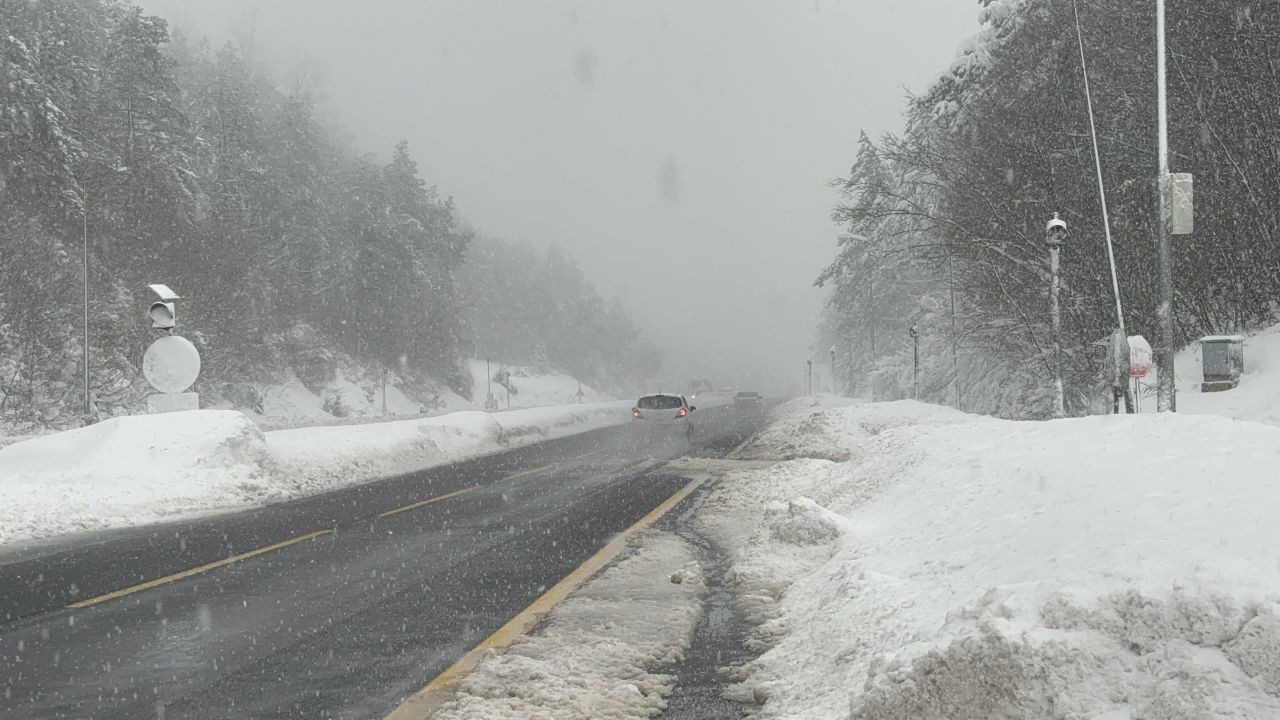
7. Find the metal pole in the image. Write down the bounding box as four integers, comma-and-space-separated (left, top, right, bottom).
868, 274, 876, 357
949, 251, 958, 408
1047, 214, 1066, 418
911, 333, 921, 397
382, 368, 388, 416
829, 347, 836, 396
82, 205, 90, 419
910, 327, 919, 400
806, 360, 813, 396
1155, 0, 1176, 411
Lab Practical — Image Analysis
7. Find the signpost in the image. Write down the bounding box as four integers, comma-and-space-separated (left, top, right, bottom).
1127, 335, 1154, 413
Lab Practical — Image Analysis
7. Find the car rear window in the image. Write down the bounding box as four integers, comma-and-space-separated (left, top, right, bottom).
638, 395, 684, 410
736, 392, 759, 398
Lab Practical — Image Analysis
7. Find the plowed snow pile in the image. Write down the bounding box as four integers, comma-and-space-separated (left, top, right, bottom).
0, 402, 631, 546
707, 399, 1280, 719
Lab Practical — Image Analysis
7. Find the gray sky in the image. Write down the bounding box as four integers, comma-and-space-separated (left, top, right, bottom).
141, 0, 977, 394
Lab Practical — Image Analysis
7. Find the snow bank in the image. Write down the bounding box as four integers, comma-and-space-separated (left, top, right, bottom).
704, 401, 1280, 718
734, 395, 965, 463
0, 401, 631, 546
0, 411, 270, 544
269, 402, 631, 497
432, 531, 704, 719
1148, 322, 1280, 426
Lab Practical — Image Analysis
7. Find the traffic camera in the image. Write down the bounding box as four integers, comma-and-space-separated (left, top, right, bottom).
147, 284, 180, 330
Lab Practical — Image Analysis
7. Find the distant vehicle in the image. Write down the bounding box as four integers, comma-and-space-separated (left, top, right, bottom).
734, 391, 764, 407
631, 393, 697, 439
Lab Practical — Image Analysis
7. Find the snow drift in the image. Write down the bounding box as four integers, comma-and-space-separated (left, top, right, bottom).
705, 399, 1280, 718
0, 401, 631, 546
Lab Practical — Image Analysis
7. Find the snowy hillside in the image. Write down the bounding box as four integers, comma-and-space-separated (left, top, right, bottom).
465, 360, 614, 409
705, 397, 1280, 717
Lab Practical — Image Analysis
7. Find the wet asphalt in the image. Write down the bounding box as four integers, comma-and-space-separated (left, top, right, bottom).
656, 488, 757, 720
0, 404, 766, 720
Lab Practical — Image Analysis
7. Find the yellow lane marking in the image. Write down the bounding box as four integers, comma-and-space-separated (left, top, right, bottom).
502, 463, 560, 482
377, 487, 478, 519
67, 529, 335, 609
383, 476, 704, 720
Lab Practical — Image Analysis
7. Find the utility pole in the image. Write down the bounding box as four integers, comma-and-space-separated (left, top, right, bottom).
829, 347, 837, 396
806, 360, 813, 396
1047, 213, 1067, 418
485, 357, 496, 410
1154, 0, 1176, 411
948, 251, 959, 409
82, 205, 90, 420
908, 325, 919, 400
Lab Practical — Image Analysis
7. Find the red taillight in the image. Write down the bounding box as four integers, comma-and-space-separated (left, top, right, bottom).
632, 409, 642, 418
676, 407, 688, 418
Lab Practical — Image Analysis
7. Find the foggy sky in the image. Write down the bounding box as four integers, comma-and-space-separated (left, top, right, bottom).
140, 0, 978, 395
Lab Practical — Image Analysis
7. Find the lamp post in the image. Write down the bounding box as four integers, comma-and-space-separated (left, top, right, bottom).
1154, 0, 1176, 412
1046, 213, 1067, 418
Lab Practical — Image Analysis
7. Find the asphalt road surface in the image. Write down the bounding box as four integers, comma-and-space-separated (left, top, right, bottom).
0, 403, 767, 720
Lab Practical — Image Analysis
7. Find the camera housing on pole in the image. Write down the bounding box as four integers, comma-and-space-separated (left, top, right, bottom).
147, 283, 180, 332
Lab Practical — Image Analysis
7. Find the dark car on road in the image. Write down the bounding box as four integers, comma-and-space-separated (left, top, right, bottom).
734, 391, 764, 407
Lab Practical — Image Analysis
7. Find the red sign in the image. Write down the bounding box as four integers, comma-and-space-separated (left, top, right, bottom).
1128, 335, 1153, 378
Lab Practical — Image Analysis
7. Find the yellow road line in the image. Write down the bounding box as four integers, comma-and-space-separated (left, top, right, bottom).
502, 463, 560, 482
377, 487, 477, 519
383, 476, 704, 720
67, 529, 334, 609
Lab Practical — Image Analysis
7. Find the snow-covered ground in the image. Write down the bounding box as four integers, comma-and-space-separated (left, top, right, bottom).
432, 531, 704, 720
0, 401, 631, 547
1138, 323, 1280, 425
243, 369, 471, 430
231, 360, 614, 431
697, 396, 1280, 717
466, 360, 614, 409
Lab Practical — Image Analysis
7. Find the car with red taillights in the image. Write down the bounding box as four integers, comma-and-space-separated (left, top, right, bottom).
631, 393, 697, 440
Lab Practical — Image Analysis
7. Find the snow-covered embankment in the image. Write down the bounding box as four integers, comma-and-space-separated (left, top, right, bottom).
705, 396, 1280, 717
0, 401, 630, 546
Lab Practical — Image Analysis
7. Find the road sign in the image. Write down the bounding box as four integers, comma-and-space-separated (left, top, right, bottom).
1128, 335, 1154, 378
143, 335, 201, 393
1171, 173, 1193, 235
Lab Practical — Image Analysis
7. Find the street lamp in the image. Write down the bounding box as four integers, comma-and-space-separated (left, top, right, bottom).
1046, 213, 1067, 418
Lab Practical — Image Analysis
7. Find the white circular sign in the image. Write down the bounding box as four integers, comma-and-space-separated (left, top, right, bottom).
143, 335, 201, 393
